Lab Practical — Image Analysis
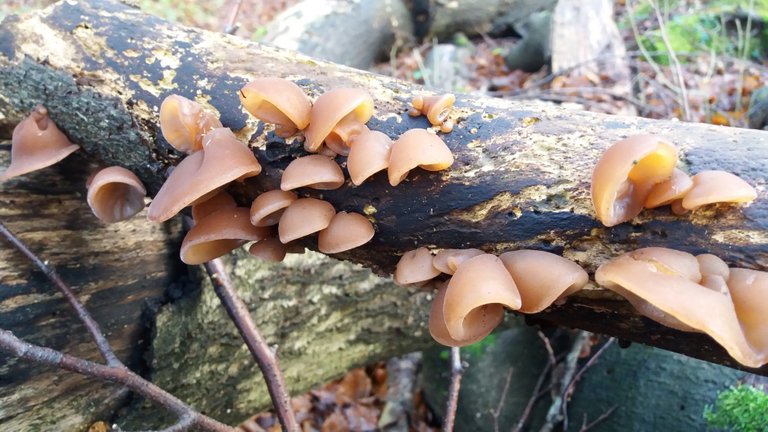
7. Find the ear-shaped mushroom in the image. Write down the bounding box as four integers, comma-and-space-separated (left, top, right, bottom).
728, 268, 768, 361
428, 281, 503, 347
1, 105, 80, 181
442, 254, 521, 342
304, 88, 374, 153
250, 190, 298, 226
409, 94, 455, 133
278, 197, 336, 243
180, 207, 270, 265
681, 170, 757, 210
191, 190, 237, 223
239, 78, 311, 137
147, 128, 262, 222
394, 247, 441, 286
644, 168, 693, 209
318, 211, 375, 254
280, 155, 345, 191
347, 130, 393, 186
388, 129, 454, 186
591, 135, 678, 226
86, 166, 147, 223
595, 248, 763, 367
248, 237, 288, 262
499, 250, 588, 313
159, 95, 222, 153
432, 248, 484, 275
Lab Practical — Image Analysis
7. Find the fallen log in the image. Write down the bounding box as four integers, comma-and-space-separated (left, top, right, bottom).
1, 0, 767, 428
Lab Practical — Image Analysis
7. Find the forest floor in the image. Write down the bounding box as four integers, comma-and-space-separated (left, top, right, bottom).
3, 1, 768, 431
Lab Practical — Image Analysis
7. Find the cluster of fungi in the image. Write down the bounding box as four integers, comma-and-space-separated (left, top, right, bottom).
2, 80, 766, 368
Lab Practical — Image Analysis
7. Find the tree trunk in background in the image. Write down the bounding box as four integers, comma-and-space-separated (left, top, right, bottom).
262, 0, 557, 69
1, 0, 768, 429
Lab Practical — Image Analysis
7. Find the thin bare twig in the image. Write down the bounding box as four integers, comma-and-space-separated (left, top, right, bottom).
492, 367, 514, 432
649, 0, 691, 121
511, 361, 552, 432
222, 0, 244, 35
579, 405, 617, 432
202, 257, 299, 432
0, 330, 233, 432
537, 331, 557, 370
563, 338, 616, 401
539, 331, 591, 432
443, 347, 465, 432
0, 220, 119, 366
0, 219, 235, 432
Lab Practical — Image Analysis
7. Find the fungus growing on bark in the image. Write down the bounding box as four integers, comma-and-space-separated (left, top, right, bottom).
304, 88, 374, 153
318, 211, 374, 254
239, 78, 312, 137
250, 190, 298, 227
591, 135, 677, 226
1, 105, 79, 182
180, 207, 270, 265
432, 248, 484, 275
387, 129, 454, 186
347, 130, 393, 185
191, 190, 237, 223
248, 237, 288, 262
595, 247, 765, 367
438, 254, 521, 345
644, 168, 693, 209
408, 94, 455, 133
728, 268, 768, 360
280, 155, 345, 191
277, 197, 336, 243
86, 166, 147, 223
147, 128, 262, 222
159, 94, 222, 153
393, 247, 441, 286
681, 170, 757, 210
499, 250, 588, 313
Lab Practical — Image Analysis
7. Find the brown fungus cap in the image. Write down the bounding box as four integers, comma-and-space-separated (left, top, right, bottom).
591, 135, 678, 226
191, 190, 237, 223
595, 247, 763, 367
87, 166, 147, 223
147, 128, 262, 222
644, 168, 693, 209
248, 237, 288, 262
409, 94, 455, 126
1, 105, 80, 182
499, 250, 588, 313
432, 248, 484, 275
278, 197, 336, 243
681, 170, 757, 210
239, 78, 311, 137
304, 88, 374, 153
280, 155, 345, 191
394, 247, 441, 286
429, 281, 505, 347
318, 211, 375, 254
347, 130, 393, 186
388, 129, 454, 186
159, 95, 222, 153
442, 254, 521, 341
180, 207, 270, 265
250, 189, 298, 227
728, 268, 768, 362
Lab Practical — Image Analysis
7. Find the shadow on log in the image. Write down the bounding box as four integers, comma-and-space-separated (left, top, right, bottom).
1, 0, 768, 428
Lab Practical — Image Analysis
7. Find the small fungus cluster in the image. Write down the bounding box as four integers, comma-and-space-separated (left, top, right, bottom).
596, 247, 768, 368
394, 247, 588, 347
408, 93, 456, 133
592, 134, 757, 226
0, 105, 150, 223
145, 79, 456, 265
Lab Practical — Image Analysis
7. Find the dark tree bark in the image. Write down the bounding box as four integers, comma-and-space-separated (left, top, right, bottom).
1, 0, 768, 428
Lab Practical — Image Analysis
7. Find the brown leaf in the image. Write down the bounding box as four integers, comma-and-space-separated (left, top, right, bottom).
321, 410, 349, 432
336, 368, 372, 404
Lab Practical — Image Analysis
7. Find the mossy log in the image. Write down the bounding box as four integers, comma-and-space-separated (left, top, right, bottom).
1, 0, 768, 428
